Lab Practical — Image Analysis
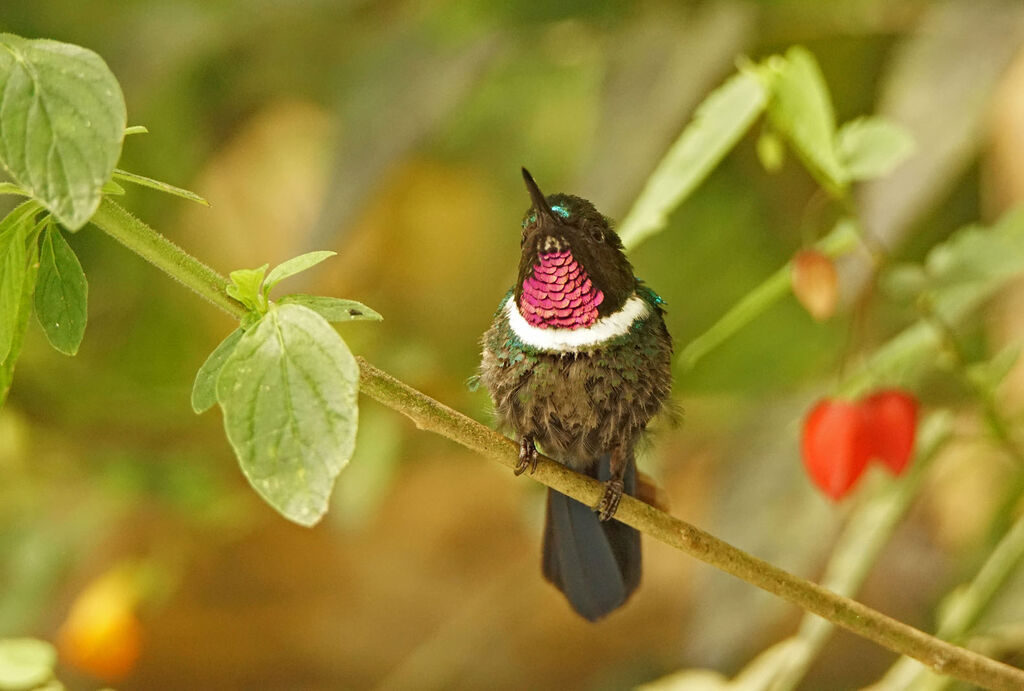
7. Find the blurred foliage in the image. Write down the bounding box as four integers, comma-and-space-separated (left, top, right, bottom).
3, 1, 1024, 689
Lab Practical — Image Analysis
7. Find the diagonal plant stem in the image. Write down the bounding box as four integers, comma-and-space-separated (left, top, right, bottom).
87, 196, 1024, 691
763, 412, 954, 691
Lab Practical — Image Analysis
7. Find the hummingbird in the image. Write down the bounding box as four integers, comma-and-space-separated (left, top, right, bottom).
479, 168, 673, 621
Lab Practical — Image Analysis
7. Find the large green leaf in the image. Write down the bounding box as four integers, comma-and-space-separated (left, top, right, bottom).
0, 35, 126, 230
0, 204, 40, 363
216, 304, 359, 526
191, 328, 243, 414
0, 213, 42, 406
766, 46, 847, 194
34, 225, 88, 355
617, 69, 768, 250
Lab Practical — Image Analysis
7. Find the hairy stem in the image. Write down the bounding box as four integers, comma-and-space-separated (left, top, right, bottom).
91, 198, 1024, 691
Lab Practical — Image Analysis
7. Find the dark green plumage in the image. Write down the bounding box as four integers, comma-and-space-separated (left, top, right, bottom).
480, 285, 671, 466
478, 169, 673, 621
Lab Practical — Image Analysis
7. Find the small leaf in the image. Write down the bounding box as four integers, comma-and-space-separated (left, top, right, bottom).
756, 130, 786, 172
966, 344, 1021, 392
112, 169, 209, 206
766, 46, 847, 193
263, 251, 337, 296
0, 183, 27, 196
123, 125, 148, 136
836, 116, 915, 180
216, 304, 359, 526
881, 264, 927, 302
617, 69, 768, 250
102, 179, 126, 195
0, 34, 127, 229
226, 264, 268, 311
0, 638, 57, 690
191, 328, 243, 414
278, 294, 382, 322
34, 225, 88, 355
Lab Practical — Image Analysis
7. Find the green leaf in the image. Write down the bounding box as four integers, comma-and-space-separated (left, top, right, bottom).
263, 251, 337, 296
617, 69, 768, 250
112, 169, 209, 206
278, 294, 382, 322
0, 204, 39, 362
0, 183, 27, 196
967, 344, 1021, 393
756, 130, 785, 172
34, 225, 88, 355
836, 116, 915, 181
925, 211, 1024, 292
101, 179, 125, 195
124, 125, 148, 136
216, 304, 359, 526
881, 264, 928, 302
0, 638, 56, 691
0, 35, 126, 230
840, 207, 1024, 398
226, 264, 268, 311
191, 328, 243, 414
0, 217, 42, 407
765, 46, 847, 194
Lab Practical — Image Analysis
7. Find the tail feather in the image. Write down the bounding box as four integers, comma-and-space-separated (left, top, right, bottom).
541, 452, 641, 621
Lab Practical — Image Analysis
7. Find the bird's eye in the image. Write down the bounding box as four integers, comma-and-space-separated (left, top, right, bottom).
591, 228, 603, 242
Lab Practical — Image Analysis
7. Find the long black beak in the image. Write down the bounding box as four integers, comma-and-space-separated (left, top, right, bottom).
522, 167, 558, 225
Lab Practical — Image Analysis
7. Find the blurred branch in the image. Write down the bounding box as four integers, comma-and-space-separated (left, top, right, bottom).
874, 509, 1024, 690
88, 197, 1024, 691
759, 412, 954, 691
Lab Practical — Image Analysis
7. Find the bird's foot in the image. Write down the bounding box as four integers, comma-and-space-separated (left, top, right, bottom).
515, 436, 538, 476
597, 478, 624, 521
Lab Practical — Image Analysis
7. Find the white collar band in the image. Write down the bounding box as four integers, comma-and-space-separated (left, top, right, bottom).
505, 294, 650, 352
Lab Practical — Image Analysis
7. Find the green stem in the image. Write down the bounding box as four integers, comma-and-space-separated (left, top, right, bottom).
920, 302, 1024, 464
91, 198, 1024, 691
677, 217, 859, 370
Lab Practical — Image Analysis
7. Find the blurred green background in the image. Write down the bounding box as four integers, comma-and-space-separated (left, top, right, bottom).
3, 0, 1024, 688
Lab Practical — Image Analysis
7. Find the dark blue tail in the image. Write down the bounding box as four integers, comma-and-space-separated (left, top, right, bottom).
541, 452, 641, 621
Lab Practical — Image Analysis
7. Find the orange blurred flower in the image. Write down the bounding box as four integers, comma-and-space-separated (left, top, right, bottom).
57, 566, 142, 682
791, 249, 839, 321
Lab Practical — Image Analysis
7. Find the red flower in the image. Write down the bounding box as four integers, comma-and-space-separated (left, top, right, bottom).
863, 390, 918, 475
802, 400, 873, 500
801, 389, 919, 500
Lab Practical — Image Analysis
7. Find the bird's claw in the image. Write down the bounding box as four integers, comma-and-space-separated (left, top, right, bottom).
597, 479, 624, 521
515, 436, 538, 476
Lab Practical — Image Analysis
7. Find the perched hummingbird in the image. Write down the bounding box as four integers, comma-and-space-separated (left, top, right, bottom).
479, 169, 673, 621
